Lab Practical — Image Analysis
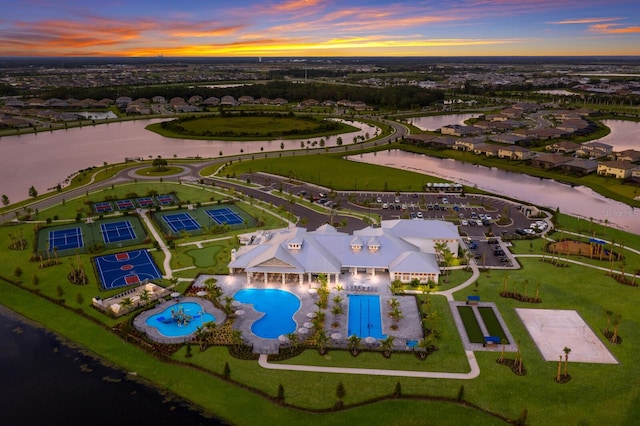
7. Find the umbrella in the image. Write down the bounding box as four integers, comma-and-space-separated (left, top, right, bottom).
303, 322, 314, 328
364, 336, 376, 344
231, 300, 241, 306
331, 333, 342, 340
306, 312, 317, 318
298, 327, 309, 334
278, 334, 289, 342
196, 290, 207, 297
171, 292, 181, 298
234, 309, 245, 316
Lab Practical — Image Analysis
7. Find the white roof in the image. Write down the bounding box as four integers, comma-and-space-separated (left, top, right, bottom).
229, 220, 457, 275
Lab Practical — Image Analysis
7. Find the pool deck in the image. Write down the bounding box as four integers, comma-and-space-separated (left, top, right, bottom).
194, 273, 425, 354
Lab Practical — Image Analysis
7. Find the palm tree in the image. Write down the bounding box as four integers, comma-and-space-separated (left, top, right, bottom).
556, 355, 563, 382
139, 289, 151, 306
610, 313, 622, 343
316, 329, 330, 355
194, 326, 209, 351
348, 334, 362, 355
563, 346, 571, 377
231, 329, 243, 348
380, 335, 395, 358
498, 338, 507, 363
604, 309, 613, 336
120, 297, 133, 313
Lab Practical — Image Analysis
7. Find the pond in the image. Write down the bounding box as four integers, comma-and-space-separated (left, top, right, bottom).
347, 150, 640, 234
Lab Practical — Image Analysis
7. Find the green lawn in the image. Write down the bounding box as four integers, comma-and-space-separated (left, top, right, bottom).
213, 152, 449, 192
3, 172, 640, 425
146, 114, 360, 141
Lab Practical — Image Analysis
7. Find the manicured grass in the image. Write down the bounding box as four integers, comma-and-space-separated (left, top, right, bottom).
457, 306, 484, 343
477, 307, 508, 342
146, 114, 359, 141
134, 166, 184, 176
215, 152, 448, 192
3, 168, 640, 424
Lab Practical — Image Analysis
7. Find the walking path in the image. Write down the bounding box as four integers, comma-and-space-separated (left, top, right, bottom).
258, 351, 480, 379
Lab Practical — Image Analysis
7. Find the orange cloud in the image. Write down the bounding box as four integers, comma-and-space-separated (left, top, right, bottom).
589, 23, 640, 33
271, 0, 324, 12
550, 17, 621, 24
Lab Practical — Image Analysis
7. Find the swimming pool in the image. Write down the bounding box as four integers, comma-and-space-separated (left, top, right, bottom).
145, 302, 215, 337
348, 294, 387, 339
234, 288, 300, 339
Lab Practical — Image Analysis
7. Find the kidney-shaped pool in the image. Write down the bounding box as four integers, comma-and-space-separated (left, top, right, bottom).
234, 288, 301, 339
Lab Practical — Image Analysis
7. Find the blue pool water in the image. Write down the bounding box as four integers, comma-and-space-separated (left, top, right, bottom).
347, 294, 387, 339
234, 288, 300, 339
145, 302, 215, 337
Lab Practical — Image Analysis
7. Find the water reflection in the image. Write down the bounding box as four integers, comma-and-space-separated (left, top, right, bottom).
408, 113, 479, 131
0, 118, 377, 203
347, 150, 639, 234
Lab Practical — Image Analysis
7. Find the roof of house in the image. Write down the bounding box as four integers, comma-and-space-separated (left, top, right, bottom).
230, 220, 452, 275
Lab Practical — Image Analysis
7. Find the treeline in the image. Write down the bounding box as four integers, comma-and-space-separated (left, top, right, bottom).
37, 81, 444, 110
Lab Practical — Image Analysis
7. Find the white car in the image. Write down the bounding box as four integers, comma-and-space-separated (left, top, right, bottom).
376, 197, 382, 203
461, 219, 468, 226
416, 212, 424, 219
485, 215, 492, 221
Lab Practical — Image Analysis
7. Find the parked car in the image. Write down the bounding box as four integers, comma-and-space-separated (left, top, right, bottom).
416, 212, 424, 219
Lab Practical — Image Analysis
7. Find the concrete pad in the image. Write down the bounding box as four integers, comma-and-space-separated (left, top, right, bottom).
516, 308, 617, 364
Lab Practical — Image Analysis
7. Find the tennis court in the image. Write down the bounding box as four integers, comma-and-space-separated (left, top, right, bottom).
116, 199, 135, 210
156, 194, 177, 206
93, 202, 113, 214
100, 220, 137, 244
136, 197, 155, 208
48, 228, 84, 251
206, 207, 244, 225
94, 249, 163, 290
162, 212, 201, 233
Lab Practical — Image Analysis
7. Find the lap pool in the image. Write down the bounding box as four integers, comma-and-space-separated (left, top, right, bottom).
348, 294, 387, 339
234, 288, 300, 339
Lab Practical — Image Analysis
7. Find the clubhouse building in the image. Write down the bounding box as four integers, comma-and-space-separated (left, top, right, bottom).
229, 220, 460, 286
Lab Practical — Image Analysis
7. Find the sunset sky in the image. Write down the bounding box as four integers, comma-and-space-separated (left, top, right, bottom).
1, 0, 639, 57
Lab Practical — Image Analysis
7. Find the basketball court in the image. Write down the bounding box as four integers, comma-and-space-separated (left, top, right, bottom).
94, 249, 162, 290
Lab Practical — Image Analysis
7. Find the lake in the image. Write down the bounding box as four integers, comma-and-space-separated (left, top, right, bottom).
0, 118, 377, 203
0, 306, 223, 425
347, 150, 640, 234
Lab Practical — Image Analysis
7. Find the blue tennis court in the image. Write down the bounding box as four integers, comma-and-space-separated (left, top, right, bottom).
48, 228, 84, 251
100, 220, 136, 243
94, 249, 162, 290
206, 207, 244, 225
162, 212, 201, 233
156, 194, 176, 205
94, 202, 113, 214
136, 197, 155, 208
116, 199, 135, 210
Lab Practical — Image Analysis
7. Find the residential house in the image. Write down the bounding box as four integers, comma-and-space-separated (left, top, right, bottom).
453, 137, 485, 152
531, 153, 573, 169
615, 149, 640, 163
597, 161, 639, 179
557, 158, 598, 175
497, 146, 534, 160
576, 141, 613, 158
441, 124, 480, 137
545, 141, 580, 154
473, 143, 501, 157
489, 133, 529, 145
